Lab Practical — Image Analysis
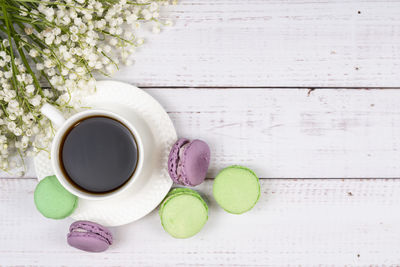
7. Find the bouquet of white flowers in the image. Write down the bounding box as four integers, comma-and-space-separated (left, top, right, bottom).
0, 0, 174, 173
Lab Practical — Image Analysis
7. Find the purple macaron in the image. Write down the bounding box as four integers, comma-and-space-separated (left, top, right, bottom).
168, 138, 211, 186
67, 221, 113, 252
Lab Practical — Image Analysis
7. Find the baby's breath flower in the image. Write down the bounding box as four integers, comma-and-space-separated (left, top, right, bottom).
19, 6, 28, 16
24, 27, 33, 35
0, 0, 176, 174
136, 38, 144, 45
29, 49, 38, 58
36, 63, 44, 70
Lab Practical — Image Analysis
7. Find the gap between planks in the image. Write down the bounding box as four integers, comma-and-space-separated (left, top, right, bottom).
3, 87, 400, 179
111, 0, 400, 87
4, 177, 400, 180
2, 179, 400, 265
139, 86, 400, 89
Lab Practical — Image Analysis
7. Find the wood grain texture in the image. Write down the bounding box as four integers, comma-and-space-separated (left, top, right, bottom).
4, 88, 399, 179
2, 0, 400, 264
1, 178, 400, 266
111, 0, 400, 87
150, 88, 400, 179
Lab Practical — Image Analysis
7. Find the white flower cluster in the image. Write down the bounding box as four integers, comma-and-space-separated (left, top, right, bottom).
0, 0, 175, 174
0, 40, 50, 172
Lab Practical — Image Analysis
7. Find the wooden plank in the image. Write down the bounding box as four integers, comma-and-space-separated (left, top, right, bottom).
1, 178, 400, 265
111, 0, 400, 87
2, 88, 400, 179
150, 88, 400, 178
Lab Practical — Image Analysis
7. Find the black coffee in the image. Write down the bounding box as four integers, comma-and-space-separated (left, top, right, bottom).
60, 116, 138, 194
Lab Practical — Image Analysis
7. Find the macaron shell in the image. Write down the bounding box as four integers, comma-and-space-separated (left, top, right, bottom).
159, 188, 208, 217
166, 187, 203, 199
160, 193, 208, 238
34, 175, 78, 219
168, 138, 190, 183
67, 232, 110, 252
70, 221, 113, 245
180, 140, 210, 186
213, 165, 260, 214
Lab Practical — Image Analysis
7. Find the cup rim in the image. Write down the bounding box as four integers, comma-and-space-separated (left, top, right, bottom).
51, 109, 144, 200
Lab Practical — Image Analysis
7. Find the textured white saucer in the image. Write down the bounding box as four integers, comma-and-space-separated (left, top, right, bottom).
34, 80, 176, 226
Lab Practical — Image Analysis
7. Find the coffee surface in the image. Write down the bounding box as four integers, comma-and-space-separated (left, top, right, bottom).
60, 116, 138, 193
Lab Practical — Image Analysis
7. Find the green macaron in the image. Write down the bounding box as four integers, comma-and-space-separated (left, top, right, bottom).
159, 188, 208, 239
34, 175, 78, 219
213, 165, 260, 214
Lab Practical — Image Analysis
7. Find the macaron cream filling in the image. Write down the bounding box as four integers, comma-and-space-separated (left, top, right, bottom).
69, 221, 113, 245
168, 138, 210, 186
71, 228, 88, 233
176, 143, 190, 183
69, 231, 111, 245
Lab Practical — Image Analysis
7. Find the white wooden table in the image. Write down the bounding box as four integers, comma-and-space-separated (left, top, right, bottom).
2, 1, 400, 265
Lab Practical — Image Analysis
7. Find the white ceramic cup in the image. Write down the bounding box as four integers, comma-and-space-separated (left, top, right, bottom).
41, 103, 145, 200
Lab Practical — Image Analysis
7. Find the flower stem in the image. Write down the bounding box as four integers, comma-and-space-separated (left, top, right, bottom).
1, 1, 19, 94
7, 17, 43, 96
